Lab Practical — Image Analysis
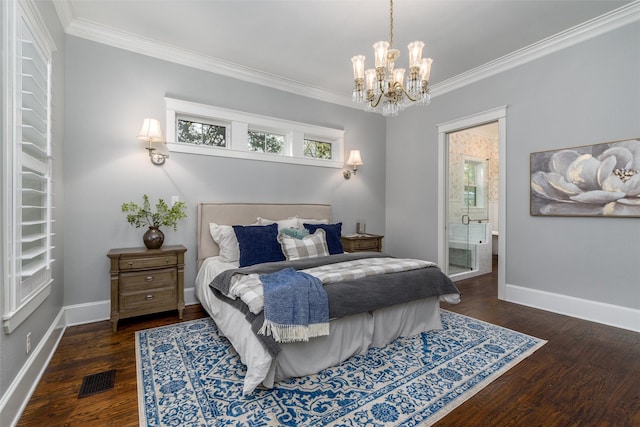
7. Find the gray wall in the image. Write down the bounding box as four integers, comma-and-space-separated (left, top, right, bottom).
63, 36, 387, 306
0, 0, 66, 406
386, 22, 640, 310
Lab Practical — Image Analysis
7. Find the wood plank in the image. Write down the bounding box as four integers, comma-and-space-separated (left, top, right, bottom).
17, 258, 640, 426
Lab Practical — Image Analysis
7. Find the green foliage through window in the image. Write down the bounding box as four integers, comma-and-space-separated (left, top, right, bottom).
304, 139, 332, 159
248, 130, 284, 154
178, 119, 226, 147
464, 161, 477, 207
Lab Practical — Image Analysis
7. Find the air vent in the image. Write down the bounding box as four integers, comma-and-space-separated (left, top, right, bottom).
78, 369, 116, 398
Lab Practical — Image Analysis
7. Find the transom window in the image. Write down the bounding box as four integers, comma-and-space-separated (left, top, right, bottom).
304, 139, 333, 160
177, 118, 227, 147
165, 98, 345, 169
248, 130, 284, 154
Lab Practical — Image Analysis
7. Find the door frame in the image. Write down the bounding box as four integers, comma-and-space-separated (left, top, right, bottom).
437, 106, 507, 300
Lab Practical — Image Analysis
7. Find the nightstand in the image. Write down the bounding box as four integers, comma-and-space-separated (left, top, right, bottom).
107, 245, 187, 332
341, 234, 384, 253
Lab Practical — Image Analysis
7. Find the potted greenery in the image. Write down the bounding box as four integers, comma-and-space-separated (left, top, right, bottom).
121, 195, 187, 249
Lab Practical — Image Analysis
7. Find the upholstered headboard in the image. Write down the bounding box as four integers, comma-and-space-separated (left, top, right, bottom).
197, 202, 332, 267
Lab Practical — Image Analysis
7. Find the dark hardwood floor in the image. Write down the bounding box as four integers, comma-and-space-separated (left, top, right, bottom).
18, 258, 640, 426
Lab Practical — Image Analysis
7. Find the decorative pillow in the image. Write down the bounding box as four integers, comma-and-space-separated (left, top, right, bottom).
280, 227, 310, 239
278, 229, 329, 261
303, 222, 343, 255
233, 223, 285, 267
297, 217, 329, 227
256, 216, 299, 230
208, 223, 240, 262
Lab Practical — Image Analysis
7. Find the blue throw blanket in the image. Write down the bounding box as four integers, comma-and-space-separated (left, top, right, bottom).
257, 268, 329, 343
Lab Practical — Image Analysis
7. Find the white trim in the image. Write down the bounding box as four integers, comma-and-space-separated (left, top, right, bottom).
0, 308, 65, 427
64, 287, 199, 327
506, 284, 640, 333
52, 1, 639, 107
430, 2, 640, 98
165, 97, 345, 168
437, 106, 507, 299
60, 16, 352, 107
3, 283, 51, 333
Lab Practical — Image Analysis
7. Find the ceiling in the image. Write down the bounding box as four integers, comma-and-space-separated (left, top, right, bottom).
55, 0, 635, 106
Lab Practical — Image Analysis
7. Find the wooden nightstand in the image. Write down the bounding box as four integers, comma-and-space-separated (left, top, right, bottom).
107, 245, 187, 332
341, 234, 384, 253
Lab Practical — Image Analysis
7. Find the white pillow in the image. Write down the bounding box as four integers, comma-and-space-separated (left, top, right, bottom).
297, 217, 329, 228
277, 228, 329, 261
209, 223, 240, 263
257, 216, 300, 230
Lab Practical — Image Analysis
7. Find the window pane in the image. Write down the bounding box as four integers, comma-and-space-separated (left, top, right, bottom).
304, 139, 332, 159
202, 123, 226, 147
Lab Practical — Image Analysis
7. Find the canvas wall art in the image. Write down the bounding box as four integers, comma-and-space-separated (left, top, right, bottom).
530, 138, 640, 217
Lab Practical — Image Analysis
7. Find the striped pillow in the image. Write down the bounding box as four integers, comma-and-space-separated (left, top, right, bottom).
278, 228, 329, 261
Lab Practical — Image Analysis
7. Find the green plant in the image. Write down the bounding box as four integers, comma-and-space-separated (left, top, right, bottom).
121, 195, 187, 231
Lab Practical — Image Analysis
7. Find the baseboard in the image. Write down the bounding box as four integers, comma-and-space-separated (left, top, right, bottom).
64, 287, 199, 326
506, 284, 640, 332
1, 288, 201, 426
0, 309, 66, 427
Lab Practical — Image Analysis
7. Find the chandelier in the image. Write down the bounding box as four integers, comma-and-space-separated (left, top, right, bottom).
351, 0, 433, 117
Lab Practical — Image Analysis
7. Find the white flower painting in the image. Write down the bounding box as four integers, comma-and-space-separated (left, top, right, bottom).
530, 138, 640, 217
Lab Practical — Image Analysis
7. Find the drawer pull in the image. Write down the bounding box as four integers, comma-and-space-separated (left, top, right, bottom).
146, 294, 154, 300
145, 276, 154, 282
128, 261, 133, 267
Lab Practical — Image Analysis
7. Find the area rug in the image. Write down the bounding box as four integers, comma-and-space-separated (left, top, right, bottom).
136, 311, 546, 426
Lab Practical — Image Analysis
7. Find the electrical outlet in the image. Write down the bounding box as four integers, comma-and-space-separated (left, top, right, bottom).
171, 196, 179, 206
26, 332, 31, 354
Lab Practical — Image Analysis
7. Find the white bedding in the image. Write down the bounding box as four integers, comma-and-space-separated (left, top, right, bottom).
194, 256, 460, 395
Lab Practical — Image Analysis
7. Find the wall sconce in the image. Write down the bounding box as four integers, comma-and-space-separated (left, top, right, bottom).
137, 118, 168, 165
343, 150, 363, 179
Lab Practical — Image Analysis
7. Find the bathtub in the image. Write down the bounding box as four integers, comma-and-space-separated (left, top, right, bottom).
448, 222, 492, 280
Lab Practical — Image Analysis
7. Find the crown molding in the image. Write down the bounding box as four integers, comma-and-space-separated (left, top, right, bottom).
430, 1, 640, 97
53, 0, 640, 109
60, 15, 354, 108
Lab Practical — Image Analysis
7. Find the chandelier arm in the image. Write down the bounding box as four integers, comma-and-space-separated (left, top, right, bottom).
369, 91, 384, 108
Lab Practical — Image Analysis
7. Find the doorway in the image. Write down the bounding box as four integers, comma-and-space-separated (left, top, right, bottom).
437, 107, 507, 300
447, 124, 498, 279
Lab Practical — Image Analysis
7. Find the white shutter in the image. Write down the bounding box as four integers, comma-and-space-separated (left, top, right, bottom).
3, 0, 56, 333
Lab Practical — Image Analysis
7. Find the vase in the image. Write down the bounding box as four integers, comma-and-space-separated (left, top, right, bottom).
143, 226, 164, 249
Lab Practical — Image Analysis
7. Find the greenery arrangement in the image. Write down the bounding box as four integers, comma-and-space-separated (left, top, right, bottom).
121, 195, 187, 231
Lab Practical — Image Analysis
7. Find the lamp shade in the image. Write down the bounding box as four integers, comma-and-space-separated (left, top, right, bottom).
346, 150, 363, 167
137, 118, 164, 142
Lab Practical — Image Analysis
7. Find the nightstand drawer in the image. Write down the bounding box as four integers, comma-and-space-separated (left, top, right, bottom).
120, 268, 177, 292
119, 287, 177, 313
119, 255, 177, 270
352, 239, 380, 250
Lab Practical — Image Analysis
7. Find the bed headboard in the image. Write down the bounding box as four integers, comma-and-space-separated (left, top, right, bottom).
197, 202, 332, 267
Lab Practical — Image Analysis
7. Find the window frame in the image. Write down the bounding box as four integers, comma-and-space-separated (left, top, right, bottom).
2, 0, 57, 333
165, 97, 345, 168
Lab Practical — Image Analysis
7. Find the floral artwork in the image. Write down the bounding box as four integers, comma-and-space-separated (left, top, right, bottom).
530, 138, 640, 217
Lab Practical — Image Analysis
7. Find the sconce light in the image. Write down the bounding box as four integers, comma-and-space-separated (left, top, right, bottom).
137, 118, 168, 165
343, 149, 363, 179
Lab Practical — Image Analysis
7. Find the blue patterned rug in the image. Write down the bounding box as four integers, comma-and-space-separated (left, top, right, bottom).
136, 311, 545, 426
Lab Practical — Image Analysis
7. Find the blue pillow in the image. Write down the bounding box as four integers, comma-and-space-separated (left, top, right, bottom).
303, 222, 343, 255
233, 223, 285, 267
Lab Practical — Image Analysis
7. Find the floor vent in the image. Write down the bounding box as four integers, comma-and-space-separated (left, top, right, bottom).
78, 369, 116, 398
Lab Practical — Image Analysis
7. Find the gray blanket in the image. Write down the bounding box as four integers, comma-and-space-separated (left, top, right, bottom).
209, 252, 460, 356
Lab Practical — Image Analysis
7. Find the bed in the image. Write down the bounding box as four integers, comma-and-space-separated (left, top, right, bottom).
194, 202, 460, 395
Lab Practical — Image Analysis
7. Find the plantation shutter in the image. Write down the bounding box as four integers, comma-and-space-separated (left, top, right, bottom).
18, 13, 54, 299
3, 0, 56, 333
